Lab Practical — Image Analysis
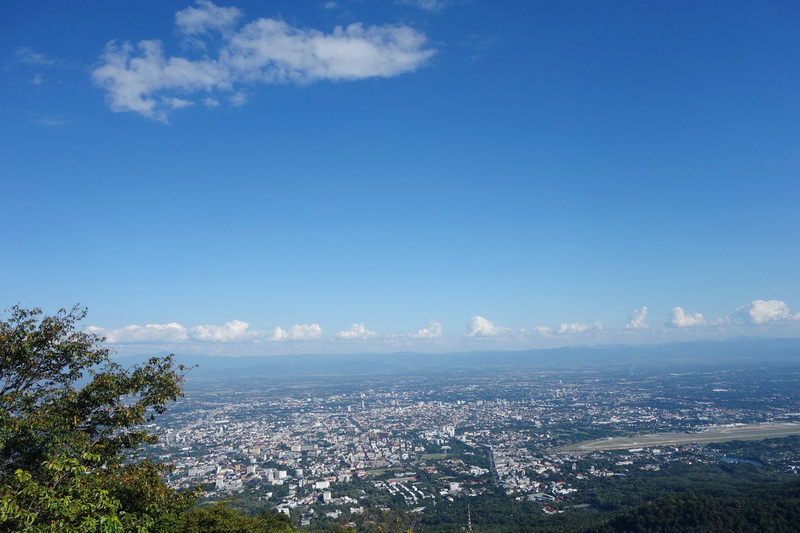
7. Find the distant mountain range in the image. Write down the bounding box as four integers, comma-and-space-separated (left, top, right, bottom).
113, 337, 800, 380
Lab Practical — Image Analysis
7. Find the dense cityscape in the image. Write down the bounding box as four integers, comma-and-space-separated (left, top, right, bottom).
144, 357, 800, 530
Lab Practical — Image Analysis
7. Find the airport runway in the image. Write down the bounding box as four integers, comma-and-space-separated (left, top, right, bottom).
560, 422, 800, 451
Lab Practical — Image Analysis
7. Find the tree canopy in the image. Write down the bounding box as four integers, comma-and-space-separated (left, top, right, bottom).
0, 305, 197, 532
179, 505, 294, 533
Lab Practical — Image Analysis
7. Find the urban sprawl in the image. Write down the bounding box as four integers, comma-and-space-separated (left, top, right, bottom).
145, 363, 800, 527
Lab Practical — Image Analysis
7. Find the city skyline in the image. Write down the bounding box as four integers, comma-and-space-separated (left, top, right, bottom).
3, 1, 799, 356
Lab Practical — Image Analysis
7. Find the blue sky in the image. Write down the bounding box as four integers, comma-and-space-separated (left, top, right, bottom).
2, 0, 799, 356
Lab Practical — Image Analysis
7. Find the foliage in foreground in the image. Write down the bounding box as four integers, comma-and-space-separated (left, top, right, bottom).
0, 305, 198, 532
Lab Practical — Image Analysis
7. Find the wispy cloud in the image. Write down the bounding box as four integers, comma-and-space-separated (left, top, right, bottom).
92, 1, 435, 121
33, 116, 66, 127
466, 316, 606, 340
396, 0, 450, 13
554, 321, 603, 335
15, 46, 58, 67
175, 0, 243, 35
529, 326, 554, 337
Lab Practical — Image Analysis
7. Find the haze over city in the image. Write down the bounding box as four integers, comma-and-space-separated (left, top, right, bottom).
3, 0, 799, 356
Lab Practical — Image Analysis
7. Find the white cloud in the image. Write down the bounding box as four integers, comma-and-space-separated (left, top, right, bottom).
667, 307, 706, 328
625, 306, 648, 330
323, 2, 339, 9
734, 299, 800, 325
230, 91, 247, 106
465, 316, 512, 337
175, 0, 243, 35
529, 326, 553, 337
167, 97, 194, 110
86, 323, 189, 343
397, 0, 449, 12
555, 322, 603, 335
271, 323, 324, 341
223, 20, 432, 81
190, 320, 261, 341
92, 1, 434, 121
336, 323, 377, 340
92, 40, 229, 121
408, 320, 443, 339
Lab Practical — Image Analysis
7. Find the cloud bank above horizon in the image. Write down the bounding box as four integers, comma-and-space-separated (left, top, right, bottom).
85, 299, 800, 355
91, 0, 435, 121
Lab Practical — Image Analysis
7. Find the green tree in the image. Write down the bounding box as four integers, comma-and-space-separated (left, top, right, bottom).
179, 505, 294, 533
0, 305, 198, 532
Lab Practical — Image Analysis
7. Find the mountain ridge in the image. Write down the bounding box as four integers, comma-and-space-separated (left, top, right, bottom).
112, 336, 800, 379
